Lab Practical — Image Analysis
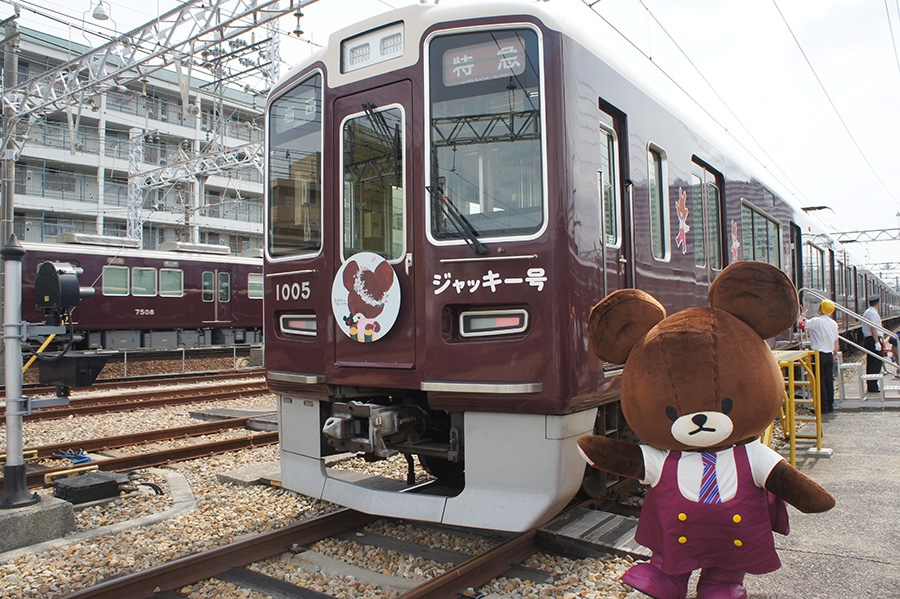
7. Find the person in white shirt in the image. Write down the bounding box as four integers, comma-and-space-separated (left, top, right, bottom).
800, 300, 840, 413
861, 295, 884, 393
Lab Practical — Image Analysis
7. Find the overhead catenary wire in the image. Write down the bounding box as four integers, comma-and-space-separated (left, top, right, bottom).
3, 0, 286, 96
596, 0, 900, 214
886, 0, 900, 81
585, 0, 814, 210
770, 0, 900, 210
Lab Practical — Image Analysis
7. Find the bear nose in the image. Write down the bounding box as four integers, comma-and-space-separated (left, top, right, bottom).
692, 414, 708, 427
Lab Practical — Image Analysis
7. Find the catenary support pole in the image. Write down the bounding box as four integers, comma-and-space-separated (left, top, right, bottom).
0, 234, 38, 508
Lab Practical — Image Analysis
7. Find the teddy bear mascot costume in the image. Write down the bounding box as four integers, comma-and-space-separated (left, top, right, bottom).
577, 261, 834, 599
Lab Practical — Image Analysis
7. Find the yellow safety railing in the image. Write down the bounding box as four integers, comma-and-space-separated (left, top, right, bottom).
772, 349, 824, 466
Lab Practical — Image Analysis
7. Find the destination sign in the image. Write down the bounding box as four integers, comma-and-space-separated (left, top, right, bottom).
442, 37, 526, 87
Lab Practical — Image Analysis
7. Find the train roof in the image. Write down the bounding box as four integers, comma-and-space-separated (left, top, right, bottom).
21, 237, 262, 266
274, 0, 865, 258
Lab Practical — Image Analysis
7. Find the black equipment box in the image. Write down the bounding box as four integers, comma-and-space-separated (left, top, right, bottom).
54, 471, 128, 504
38, 353, 110, 388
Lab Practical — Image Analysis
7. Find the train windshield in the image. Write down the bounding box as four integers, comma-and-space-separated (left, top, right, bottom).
428, 28, 543, 242
267, 73, 323, 257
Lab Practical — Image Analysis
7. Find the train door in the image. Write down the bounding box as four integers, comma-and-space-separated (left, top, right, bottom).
330, 82, 416, 368
597, 103, 631, 294
691, 163, 723, 285
202, 269, 232, 323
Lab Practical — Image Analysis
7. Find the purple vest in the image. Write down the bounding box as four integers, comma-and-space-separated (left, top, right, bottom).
635, 444, 788, 575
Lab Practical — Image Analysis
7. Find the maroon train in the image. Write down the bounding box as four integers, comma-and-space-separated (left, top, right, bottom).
21, 233, 263, 350
263, 0, 897, 531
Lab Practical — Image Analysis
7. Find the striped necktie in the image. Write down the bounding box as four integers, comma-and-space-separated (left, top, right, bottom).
699, 452, 722, 504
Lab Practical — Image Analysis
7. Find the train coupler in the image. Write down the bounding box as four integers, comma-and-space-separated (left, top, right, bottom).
322, 401, 426, 458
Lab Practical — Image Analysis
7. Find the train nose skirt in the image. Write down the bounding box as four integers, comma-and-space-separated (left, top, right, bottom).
278, 396, 596, 532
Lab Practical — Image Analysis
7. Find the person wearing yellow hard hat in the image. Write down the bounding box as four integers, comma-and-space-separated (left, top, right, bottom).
799, 299, 840, 413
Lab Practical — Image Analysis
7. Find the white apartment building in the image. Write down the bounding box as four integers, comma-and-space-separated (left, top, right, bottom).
6, 27, 264, 252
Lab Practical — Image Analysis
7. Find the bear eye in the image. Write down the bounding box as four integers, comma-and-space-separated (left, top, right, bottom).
722, 397, 733, 414
665, 406, 678, 422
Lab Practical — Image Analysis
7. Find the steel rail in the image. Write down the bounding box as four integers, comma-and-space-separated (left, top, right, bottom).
22, 415, 267, 458
0, 431, 279, 491
397, 529, 539, 599
17, 368, 265, 396
0, 381, 270, 420
58, 508, 376, 599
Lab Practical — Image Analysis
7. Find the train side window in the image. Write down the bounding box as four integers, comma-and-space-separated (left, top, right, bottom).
599, 125, 619, 247
218, 272, 231, 303
835, 260, 844, 296
202, 271, 214, 302
647, 145, 669, 261
692, 165, 723, 270
740, 202, 781, 267
849, 266, 856, 301
132, 267, 157, 297
706, 181, 722, 270
691, 174, 705, 267
804, 243, 825, 290
248, 273, 264, 299
160, 268, 184, 297
102, 265, 129, 296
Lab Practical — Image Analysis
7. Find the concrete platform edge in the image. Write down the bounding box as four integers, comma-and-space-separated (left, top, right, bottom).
0, 468, 196, 564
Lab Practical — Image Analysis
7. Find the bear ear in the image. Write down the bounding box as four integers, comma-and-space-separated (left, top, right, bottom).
342, 260, 360, 291
708, 261, 799, 339
589, 289, 666, 364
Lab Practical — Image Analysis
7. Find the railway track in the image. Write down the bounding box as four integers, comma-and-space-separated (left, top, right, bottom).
18, 368, 265, 397
0, 424, 278, 492
0, 383, 636, 598
0, 377, 270, 420
57, 508, 548, 599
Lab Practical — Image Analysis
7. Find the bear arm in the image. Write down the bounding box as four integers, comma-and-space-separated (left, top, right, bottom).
764, 460, 835, 513
576, 435, 645, 480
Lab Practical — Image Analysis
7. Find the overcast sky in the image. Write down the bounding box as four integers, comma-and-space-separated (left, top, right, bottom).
8, 0, 900, 276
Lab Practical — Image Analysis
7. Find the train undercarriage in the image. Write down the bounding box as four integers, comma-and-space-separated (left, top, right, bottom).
278, 387, 596, 532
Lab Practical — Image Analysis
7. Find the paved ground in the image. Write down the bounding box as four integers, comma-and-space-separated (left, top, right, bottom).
743, 409, 900, 598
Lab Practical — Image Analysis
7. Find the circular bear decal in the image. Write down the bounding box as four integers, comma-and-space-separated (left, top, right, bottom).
331, 252, 400, 343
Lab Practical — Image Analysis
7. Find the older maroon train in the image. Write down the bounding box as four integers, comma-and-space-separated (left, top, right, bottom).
21, 234, 263, 350
264, 0, 897, 531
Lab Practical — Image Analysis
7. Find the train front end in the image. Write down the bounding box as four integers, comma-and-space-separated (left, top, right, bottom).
265, 2, 601, 531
